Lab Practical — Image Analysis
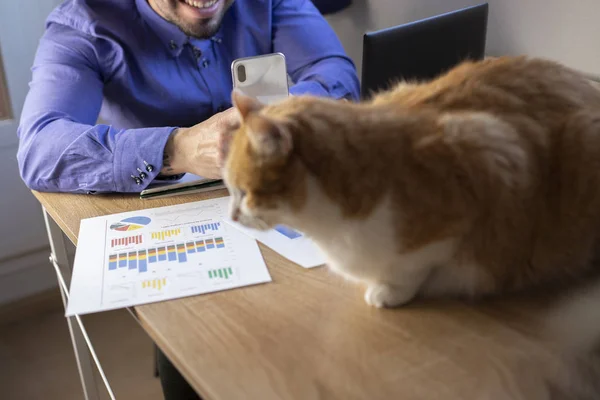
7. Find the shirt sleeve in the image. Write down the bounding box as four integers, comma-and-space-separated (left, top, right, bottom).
17, 23, 175, 194
271, 0, 360, 101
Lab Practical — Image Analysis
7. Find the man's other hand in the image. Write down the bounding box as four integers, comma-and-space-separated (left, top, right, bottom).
162, 108, 240, 178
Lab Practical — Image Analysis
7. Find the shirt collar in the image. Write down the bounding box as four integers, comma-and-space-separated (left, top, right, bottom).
135, 0, 188, 57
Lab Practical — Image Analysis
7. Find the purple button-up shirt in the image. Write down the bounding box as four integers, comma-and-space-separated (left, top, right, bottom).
17, 0, 359, 193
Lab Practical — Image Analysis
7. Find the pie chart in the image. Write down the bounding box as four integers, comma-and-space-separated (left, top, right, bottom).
110, 216, 151, 232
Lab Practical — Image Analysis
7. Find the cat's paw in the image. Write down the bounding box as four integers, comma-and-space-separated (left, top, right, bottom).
364, 284, 415, 308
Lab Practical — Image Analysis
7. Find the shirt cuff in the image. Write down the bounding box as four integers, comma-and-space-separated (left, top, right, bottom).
113, 126, 176, 192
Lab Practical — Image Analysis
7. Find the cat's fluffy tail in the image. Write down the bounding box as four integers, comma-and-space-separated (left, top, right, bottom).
539, 279, 600, 399
546, 279, 600, 353
475, 282, 600, 400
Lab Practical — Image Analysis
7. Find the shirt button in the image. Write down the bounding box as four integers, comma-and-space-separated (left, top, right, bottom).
131, 175, 142, 185
144, 161, 154, 172
137, 168, 147, 180
169, 40, 178, 50
202, 59, 210, 68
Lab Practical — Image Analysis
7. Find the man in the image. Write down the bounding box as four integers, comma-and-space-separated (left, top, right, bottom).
17, 0, 358, 398
17, 0, 359, 193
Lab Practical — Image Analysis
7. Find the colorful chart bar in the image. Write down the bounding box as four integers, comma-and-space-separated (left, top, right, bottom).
138, 250, 147, 273
128, 251, 137, 270
191, 222, 221, 235
168, 245, 177, 261
151, 228, 181, 241
208, 267, 233, 279
176, 244, 187, 263
158, 247, 167, 262
110, 234, 143, 248
148, 248, 157, 263
186, 242, 196, 254
141, 278, 166, 291
108, 254, 117, 270
109, 237, 225, 271
274, 225, 303, 239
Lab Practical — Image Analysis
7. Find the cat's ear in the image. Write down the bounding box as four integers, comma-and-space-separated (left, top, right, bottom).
246, 114, 292, 159
231, 89, 264, 120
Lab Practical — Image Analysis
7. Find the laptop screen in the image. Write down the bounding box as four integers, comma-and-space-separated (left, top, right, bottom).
361, 3, 488, 99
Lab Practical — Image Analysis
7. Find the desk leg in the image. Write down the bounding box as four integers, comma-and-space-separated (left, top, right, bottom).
43, 209, 101, 400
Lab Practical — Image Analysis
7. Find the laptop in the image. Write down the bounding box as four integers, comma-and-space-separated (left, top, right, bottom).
361, 3, 489, 99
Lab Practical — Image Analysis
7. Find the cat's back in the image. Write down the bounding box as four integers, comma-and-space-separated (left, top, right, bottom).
378, 57, 600, 119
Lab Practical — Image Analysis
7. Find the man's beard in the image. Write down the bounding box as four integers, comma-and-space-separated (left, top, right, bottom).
176, 19, 221, 39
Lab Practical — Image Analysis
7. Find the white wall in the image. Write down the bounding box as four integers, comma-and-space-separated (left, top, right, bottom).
486, 0, 600, 76
326, 0, 600, 78
0, 0, 64, 305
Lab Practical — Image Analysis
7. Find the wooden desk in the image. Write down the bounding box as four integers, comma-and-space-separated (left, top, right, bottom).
34, 190, 564, 400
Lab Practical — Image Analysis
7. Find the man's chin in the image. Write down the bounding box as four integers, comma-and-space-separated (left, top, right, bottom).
173, 14, 220, 37
179, 23, 220, 39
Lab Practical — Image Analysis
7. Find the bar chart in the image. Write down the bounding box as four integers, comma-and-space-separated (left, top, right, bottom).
274, 225, 303, 239
208, 267, 234, 280
183, 237, 226, 254
151, 228, 181, 241
110, 235, 143, 248
107, 237, 226, 272
191, 222, 221, 235
141, 278, 167, 291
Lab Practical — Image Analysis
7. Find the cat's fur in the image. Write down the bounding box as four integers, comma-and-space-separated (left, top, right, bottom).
224, 55, 600, 397
225, 56, 600, 305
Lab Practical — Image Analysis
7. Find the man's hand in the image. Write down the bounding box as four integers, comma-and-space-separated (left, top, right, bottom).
161, 108, 239, 178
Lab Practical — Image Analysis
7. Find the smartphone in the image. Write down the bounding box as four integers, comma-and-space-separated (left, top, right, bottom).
231, 53, 289, 105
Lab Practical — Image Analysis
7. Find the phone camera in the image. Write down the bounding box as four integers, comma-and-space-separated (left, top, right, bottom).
237, 64, 247, 83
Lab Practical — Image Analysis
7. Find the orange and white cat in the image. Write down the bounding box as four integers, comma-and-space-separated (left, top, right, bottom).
223, 56, 600, 397
224, 56, 600, 310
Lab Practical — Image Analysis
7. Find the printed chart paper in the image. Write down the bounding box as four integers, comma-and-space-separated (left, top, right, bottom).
225, 220, 326, 269
66, 197, 271, 316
